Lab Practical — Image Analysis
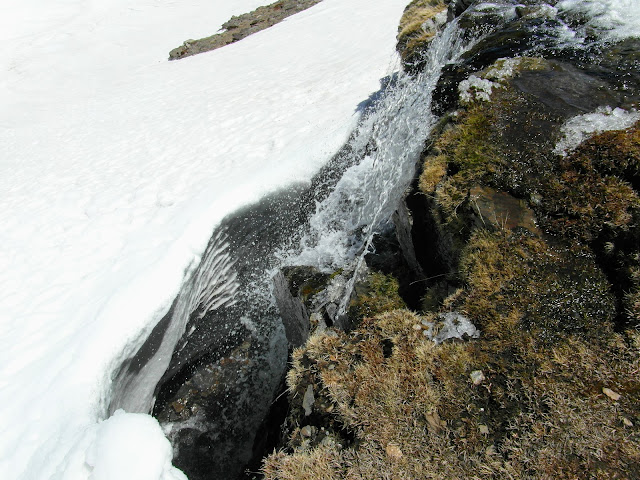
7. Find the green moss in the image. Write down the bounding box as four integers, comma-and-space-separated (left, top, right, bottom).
539, 122, 640, 325
459, 229, 615, 344
418, 154, 447, 194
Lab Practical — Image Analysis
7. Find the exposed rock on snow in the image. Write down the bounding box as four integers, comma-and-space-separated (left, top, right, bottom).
169, 0, 323, 60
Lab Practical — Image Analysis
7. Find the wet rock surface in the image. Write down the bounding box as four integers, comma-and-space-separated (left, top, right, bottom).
169, 0, 322, 60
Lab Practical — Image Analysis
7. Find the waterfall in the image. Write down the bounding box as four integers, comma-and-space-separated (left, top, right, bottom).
113, 6, 515, 478
283, 18, 476, 314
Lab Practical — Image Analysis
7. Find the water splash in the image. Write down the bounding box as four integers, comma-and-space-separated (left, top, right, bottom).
556, 0, 640, 41
282, 18, 476, 314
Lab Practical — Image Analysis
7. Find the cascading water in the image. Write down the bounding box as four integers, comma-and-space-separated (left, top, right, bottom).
282, 18, 478, 315
127, 8, 495, 480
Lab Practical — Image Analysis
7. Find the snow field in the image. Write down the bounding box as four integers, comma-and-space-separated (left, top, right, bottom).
0, 0, 409, 478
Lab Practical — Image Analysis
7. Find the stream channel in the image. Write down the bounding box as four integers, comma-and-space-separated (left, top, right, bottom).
107, 14, 489, 480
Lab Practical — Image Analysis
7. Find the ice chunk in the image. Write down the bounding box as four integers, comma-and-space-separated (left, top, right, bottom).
554, 106, 640, 156
86, 410, 187, 480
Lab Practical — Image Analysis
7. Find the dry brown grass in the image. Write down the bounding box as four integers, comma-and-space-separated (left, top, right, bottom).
418, 154, 448, 194
264, 230, 640, 479
397, 0, 447, 62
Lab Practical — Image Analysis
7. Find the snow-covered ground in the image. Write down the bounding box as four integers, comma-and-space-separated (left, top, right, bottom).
0, 0, 410, 478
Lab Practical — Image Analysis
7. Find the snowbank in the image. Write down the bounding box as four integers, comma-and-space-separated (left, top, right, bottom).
0, 0, 409, 478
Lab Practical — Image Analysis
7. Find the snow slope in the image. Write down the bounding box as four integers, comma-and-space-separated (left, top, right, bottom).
0, 0, 409, 478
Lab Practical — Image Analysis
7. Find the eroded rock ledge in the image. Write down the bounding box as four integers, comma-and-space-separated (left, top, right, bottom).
262, 1, 640, 478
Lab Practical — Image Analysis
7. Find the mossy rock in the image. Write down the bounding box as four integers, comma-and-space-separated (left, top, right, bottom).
348, 271, 407, 322
396, 0, 448, 68
459, 229, 615, 343
265, 230, 639, 479
265, 298, 640, 479
416, 54, 640, 326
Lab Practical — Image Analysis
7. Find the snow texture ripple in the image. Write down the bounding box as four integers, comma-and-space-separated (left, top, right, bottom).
109, 229, 238, 415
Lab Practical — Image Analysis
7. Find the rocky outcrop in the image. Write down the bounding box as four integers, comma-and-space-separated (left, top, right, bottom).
169, 0, 322, 60
263, 1, 640, 478
396, 0, 449, 67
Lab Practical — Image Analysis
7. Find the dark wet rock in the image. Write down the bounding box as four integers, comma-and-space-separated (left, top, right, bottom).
154, 339, 265, 480
510, 62, 622, 116
468, 186, 541, 234
448, 0, 476, 17
273, 266, 362, 347
515, 3, 558, 20
273, 266, 327, 347
169, 0, 322, 60
392, 198, 424, 277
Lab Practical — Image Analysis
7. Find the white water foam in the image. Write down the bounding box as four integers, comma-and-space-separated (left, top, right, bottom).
282, 18, 479, 316
557, 0, 640, 40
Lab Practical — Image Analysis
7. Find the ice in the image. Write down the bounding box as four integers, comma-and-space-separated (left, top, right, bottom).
0, 0, 409, 478
554, 106, 640, 156
459, 74, 499, 103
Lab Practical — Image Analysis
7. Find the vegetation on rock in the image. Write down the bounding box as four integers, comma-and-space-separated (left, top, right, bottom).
264, 229, 640, 479
397, 0, 448, 67
169, 0, 322, 60
262, 2, 640, 478
348, 272, 407, 322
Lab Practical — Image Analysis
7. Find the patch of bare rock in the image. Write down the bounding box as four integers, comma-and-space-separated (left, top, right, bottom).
169, 0, 322, 60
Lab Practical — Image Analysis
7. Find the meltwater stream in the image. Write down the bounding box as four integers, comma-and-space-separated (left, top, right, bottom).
108, 13, 489, 480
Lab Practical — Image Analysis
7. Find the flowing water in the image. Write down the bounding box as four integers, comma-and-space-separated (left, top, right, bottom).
283, 19, 477, 316
108, 9, 506, 480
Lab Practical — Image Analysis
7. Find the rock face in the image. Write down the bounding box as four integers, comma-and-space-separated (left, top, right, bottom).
169, 0, 322, 60
263, 1, 640, 478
